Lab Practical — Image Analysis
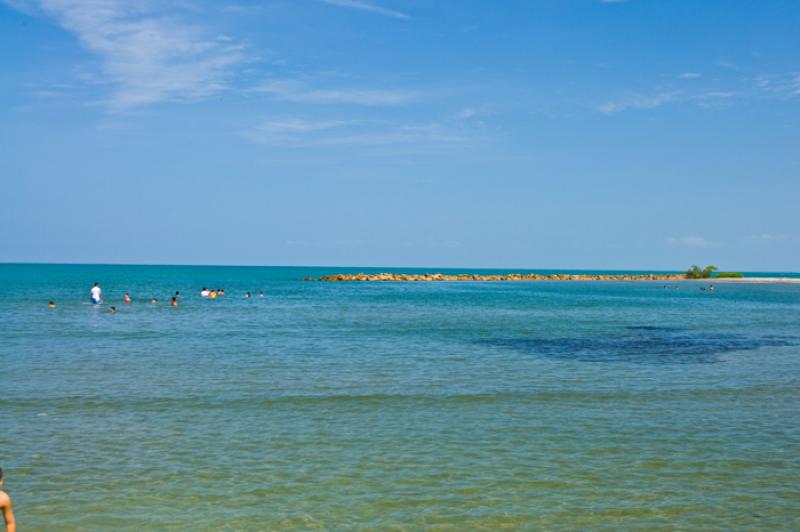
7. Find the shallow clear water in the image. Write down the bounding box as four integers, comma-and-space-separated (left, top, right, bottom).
2, 264, 799, 530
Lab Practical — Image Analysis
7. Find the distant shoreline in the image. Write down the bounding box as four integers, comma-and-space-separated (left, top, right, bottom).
707, 277, 800, 284
312, 273, 800, 283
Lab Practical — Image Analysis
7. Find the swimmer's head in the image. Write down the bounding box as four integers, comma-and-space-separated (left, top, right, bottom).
48, 301, 56, 308
109, 306, 117, 313
151, 298, 158, 304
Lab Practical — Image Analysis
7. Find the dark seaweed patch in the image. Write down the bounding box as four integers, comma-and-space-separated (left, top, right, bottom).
482, 328, 797, 364
625, 325, 684, 332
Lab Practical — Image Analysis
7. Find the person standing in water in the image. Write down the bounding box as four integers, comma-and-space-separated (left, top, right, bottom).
90, 282, 102, 304
123, 293, 132, 304
1, 468, 17, 532
170, 297, 179, 307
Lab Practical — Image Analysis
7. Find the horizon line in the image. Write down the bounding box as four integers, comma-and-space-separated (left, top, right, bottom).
0, 261, 796, 274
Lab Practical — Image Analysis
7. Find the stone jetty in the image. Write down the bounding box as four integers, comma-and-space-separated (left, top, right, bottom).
313, 272, 687, 282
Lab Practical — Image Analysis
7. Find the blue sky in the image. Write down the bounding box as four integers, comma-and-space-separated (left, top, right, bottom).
1, 0, 798, 270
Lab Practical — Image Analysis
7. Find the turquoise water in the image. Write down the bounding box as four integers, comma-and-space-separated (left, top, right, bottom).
2, 264, 799, 530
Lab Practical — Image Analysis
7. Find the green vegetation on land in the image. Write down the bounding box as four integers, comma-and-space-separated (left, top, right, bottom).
686, 265, 717, 279
685, 265, 744, 279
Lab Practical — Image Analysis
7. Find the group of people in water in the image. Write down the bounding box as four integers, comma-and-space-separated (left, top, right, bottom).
199, 287, 264, 299
46, 282, 265, 313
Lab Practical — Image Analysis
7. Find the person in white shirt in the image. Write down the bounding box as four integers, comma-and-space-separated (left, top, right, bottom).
200, 287, 210, 297
90, 282, 103, 304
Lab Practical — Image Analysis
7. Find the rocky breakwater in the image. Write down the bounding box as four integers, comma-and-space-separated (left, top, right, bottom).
313, 272, 687, 282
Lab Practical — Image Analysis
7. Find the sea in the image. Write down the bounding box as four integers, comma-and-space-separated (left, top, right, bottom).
2, 264, 799, 530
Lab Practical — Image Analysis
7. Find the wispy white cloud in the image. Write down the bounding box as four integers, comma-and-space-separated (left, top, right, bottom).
313, 123, 466, 147
598, 87, 741, 114
678, 72, 702, 79
745, 233, 787, 242
597, 92, 679, 114
700, 91, 735, 99
454, 107, 495, 120
666, 236, 721, 248
752, 72, 800, 97
716, 59, 738, 70
243, 118, 466, 147
320, 0, 410, 19
251, 80, 415, 106
286, 239, 366, 248
691, 91, 737, 108
2, 0, 39, 15
10, 0, 247, 110
256, 118, 348, 133
242, 118, 349, 145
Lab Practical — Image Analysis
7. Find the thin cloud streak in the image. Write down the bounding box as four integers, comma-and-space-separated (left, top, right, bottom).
666, 236, 721, 248
252, 80, 415, 106
243, 118, 467, 147
254, 119, 348, 133
597, 92, 678, 114
14, 0, 247, 111
320, 0, 410, 19
745, 233, 787, 242
598, 89, 738, 114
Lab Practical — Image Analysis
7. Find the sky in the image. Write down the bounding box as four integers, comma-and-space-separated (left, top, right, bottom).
0, 0, 798, 270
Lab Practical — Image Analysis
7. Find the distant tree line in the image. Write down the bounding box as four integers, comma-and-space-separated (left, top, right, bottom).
685, 265, 743, 279
686, 265, 717, 279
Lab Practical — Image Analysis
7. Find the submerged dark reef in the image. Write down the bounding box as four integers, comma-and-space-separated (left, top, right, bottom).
482, 326, 797, 364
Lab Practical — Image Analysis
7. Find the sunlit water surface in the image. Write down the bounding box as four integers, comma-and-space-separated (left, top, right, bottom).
2, 264, 799, 530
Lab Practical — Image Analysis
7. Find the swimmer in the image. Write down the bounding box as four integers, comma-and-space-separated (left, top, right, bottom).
257, 291, 264, 298
200, 287, 210, 297
123, 293, 132, 304
109, 306, 117, 314
170, 297, 179, 307
174, 291, 181, 298
217, 289, 225, 296
209, 290, 217, 299
90, 282, 103, 304
48, 301, 56, 309
0, 467, 17, 532
151, 298, 158, 304
245, 291, 251, 299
